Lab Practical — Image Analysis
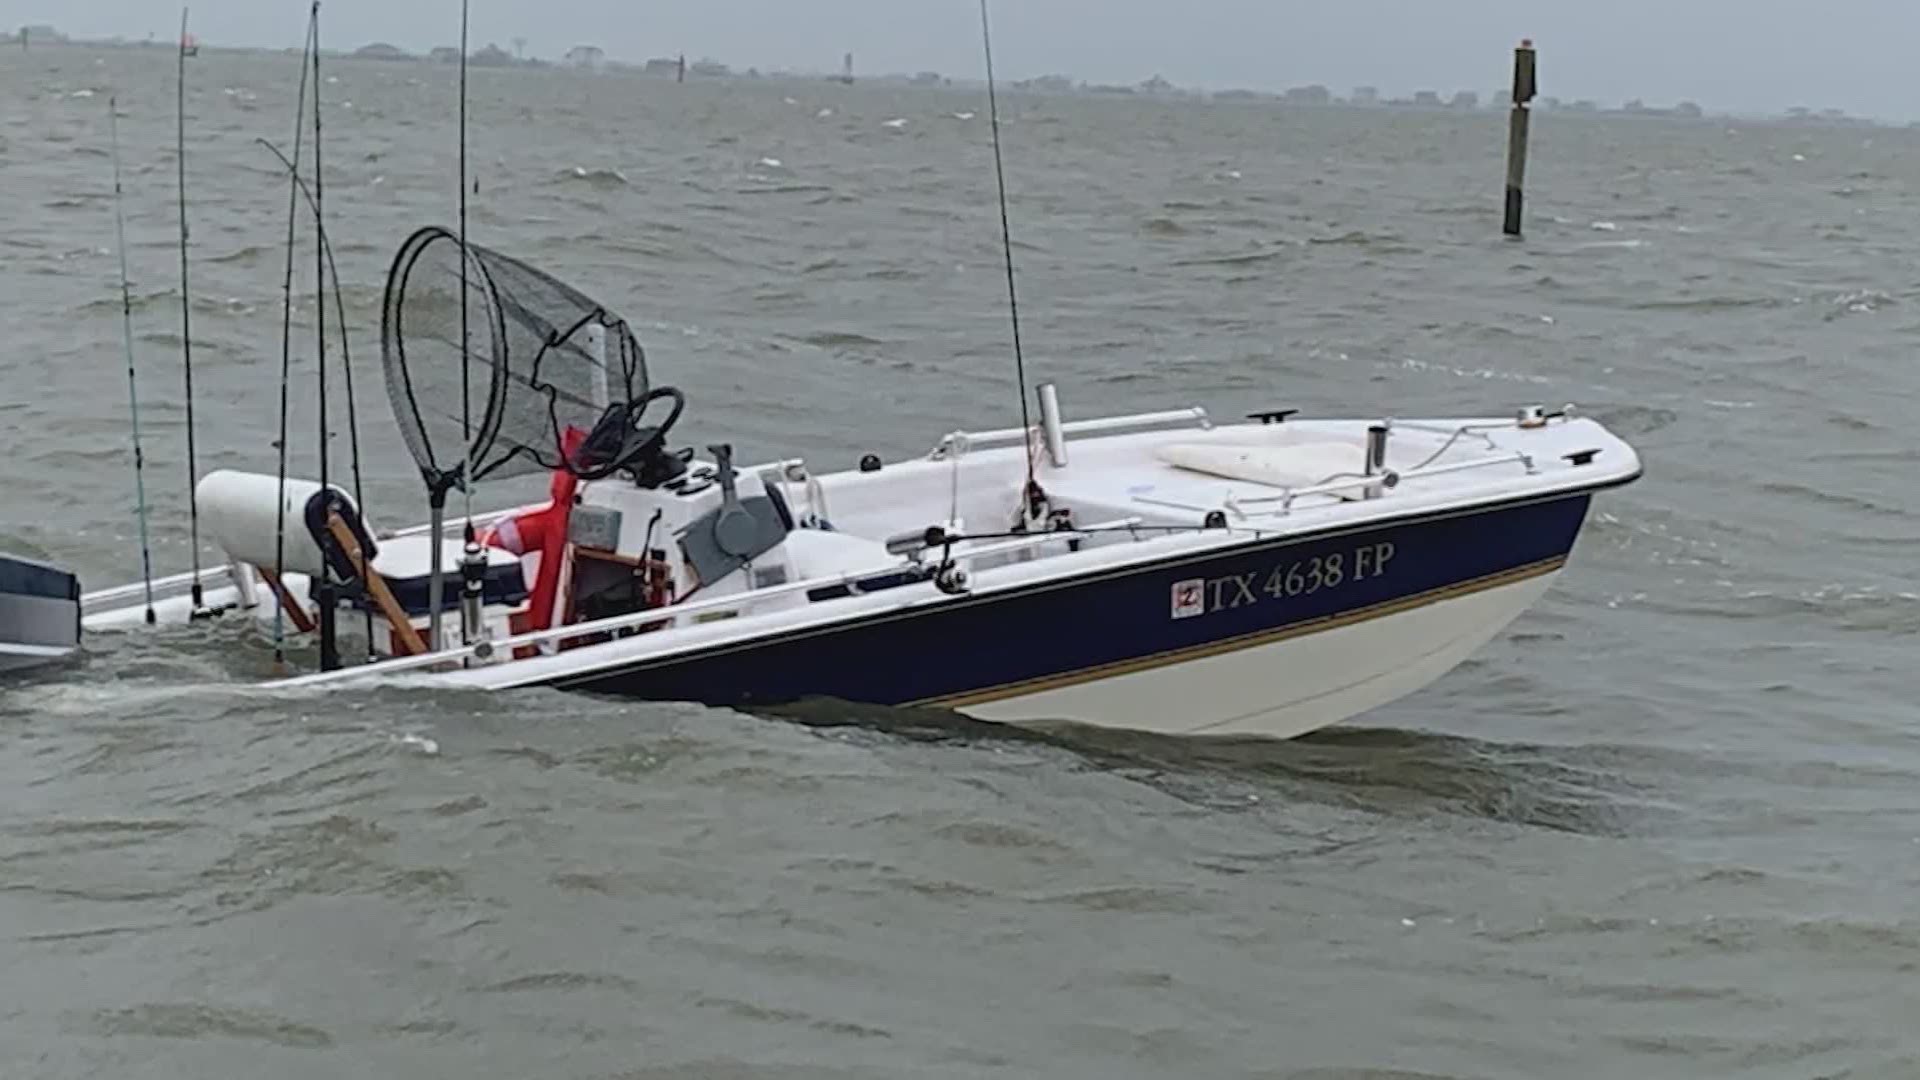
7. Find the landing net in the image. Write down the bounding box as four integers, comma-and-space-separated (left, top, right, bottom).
380, 225, 648, 491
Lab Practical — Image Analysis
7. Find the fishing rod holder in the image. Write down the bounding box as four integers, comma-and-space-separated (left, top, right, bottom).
1363, 422, 1390, 499
459, 535, 489, 650
1037, 382, 1068, 468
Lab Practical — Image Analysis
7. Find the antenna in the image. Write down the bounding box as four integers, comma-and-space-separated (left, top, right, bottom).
976, 0, 1036, 495
271, 11, 317, 669
311, 0, 338, 672
108, 99, 157, 626
176, 6, 204, 614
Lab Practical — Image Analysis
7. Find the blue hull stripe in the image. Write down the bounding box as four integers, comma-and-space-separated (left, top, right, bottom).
554, 492, 1596, 712
922, 553, 1565, 709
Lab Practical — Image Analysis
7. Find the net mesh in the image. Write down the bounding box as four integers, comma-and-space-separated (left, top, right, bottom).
380, 225, 648, 489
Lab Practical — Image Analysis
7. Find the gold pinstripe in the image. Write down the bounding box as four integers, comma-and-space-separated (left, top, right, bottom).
915, 555, 1568, 709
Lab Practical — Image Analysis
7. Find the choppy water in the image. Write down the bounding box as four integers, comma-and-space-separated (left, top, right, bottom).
3, 43, 1919, 1078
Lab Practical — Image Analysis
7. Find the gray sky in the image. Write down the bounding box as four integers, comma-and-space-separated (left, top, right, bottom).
8, 1, 1917, 119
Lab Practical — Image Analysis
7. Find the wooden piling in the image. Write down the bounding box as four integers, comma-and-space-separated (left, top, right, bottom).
1503, 38, 1537, 237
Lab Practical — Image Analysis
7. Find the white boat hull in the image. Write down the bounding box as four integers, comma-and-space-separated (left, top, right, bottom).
76, 407, 1638, 741
959, 563, 1558, 739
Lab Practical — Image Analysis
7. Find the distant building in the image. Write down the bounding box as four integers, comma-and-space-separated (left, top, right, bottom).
1569, 99, 1598, 113
690, 58, 729, 77
642, 57, 680, 76
1674, 101, 1703, 119
1411, 90, 1442, 107
354, 42, 411, 61
1017, 74, 1074, 93
1139, 74, 1176, 95
470, 43, 514, 67
429, 46, 461, 63
1492, 89, 1511, 108
1350, 86, 1379, 106
911, 71, 943, 86
564, 45, 605, 70
1449, 90, 1479, 110
1284, 84, 1331, 105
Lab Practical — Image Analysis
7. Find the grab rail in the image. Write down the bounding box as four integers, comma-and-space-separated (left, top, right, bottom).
930, 407, 1210, 459
266, 516, 1150, 688
1227, 451, 1535, 517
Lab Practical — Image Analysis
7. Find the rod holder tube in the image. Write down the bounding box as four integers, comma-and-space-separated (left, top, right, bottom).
459, 539, 487, 649
425, 495, 446, 651
1364, 423, 1390, 499
1037, 382, 1067, 467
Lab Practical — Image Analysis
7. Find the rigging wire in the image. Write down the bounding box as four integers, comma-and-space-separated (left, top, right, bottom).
175, 6, 203, 612
271, 11, 317, 669
107, 98, 157, 626
976, 0, 1037, 498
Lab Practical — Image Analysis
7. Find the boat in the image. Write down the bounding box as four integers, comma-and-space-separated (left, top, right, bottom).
77, 225, 1641, 739
1, 553, 81, 675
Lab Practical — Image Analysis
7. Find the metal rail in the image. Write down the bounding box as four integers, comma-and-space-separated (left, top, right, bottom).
1226, 451, 1535, 516
930, 407, 1210, 459
267, 515, 1149, 688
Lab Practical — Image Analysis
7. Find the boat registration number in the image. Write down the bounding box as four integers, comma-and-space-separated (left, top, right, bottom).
1170, 542, 1395, 619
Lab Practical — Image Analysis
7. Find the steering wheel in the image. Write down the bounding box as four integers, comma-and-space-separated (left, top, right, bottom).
573, 386, 687, 481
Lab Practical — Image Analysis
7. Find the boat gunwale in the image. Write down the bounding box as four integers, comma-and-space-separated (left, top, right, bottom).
277, 459, 1636, 694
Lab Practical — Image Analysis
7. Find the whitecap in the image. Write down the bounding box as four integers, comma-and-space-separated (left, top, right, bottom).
952, 111, 975, 120
1589, 220, 1618, 232
815, 107, 834, 118
69, 89, 95, 99
882, 117, 908, 129
397, 732, 439, 755
756, 156, 783, 169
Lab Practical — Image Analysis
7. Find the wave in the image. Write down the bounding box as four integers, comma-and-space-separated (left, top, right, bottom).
554, 166, 629, 188
785, 331, 885, 349
1169, 247, 1288, 268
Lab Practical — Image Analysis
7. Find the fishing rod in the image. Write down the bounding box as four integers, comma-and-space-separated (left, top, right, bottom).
310, 0, 338, 672
976, 0, 1040, 514
271, 10, 318, 670
107, 99, 157, 626
428, 0, 484, 654
255, 136, 375, 659
176, 5, 205, 615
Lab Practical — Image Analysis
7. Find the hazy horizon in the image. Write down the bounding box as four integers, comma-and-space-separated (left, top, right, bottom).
5, 0, 1916, 120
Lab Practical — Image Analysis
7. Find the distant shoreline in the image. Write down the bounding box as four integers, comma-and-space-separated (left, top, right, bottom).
5, 30, 1898, 130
